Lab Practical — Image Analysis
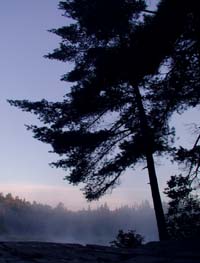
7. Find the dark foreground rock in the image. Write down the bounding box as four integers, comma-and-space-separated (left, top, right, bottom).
0, 239, 199, 262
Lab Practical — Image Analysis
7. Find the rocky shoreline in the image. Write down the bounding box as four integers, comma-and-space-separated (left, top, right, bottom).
0, 239, 199, 262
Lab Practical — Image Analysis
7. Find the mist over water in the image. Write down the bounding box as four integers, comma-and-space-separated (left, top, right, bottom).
0, 193, 158, 245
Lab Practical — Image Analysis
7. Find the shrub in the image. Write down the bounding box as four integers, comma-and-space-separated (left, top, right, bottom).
110, 229, 144, 248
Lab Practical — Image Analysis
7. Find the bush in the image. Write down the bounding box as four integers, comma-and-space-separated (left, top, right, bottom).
110, 230, 144, 248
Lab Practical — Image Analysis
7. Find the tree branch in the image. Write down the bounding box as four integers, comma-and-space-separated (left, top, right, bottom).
187, 133, 200, 179
142, 9, 157, 15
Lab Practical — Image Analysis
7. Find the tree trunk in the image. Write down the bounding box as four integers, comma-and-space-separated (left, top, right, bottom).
145, 152, 168, 240
133, 85, 168, 241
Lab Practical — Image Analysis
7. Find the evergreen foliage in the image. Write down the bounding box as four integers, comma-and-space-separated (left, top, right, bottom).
164, 175, 200, 240
9, 0, 173, 199
174, 132, 200, 188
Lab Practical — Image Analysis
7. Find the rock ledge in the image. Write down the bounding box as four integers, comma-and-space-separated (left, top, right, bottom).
0, 239, 199, 262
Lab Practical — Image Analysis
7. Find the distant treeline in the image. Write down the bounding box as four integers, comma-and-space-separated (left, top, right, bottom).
0, 193, 158, 244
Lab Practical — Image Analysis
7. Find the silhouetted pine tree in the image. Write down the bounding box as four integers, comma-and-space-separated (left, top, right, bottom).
9, 0, 200, 240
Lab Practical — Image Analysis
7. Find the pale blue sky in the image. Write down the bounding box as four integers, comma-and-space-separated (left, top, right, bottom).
0, 1, 199, 210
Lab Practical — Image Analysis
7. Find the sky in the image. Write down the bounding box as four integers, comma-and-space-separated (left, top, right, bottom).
0, 1, 199, 210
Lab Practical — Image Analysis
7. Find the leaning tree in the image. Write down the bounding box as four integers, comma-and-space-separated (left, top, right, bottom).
9, 0, 200, 240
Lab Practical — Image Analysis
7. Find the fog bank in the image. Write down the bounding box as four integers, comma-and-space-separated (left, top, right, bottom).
0, 193, 158, 245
